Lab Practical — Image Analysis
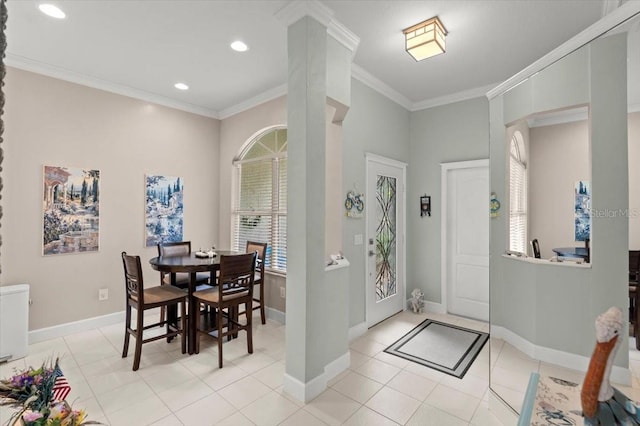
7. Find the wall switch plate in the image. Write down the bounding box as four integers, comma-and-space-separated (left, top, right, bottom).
280, 287, 286, 298
98, 288, 109, 301
354, 234, 363, 245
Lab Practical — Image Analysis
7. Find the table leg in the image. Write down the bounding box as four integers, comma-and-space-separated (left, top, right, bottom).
188, 272, 197, 354
167, 272, 178, 343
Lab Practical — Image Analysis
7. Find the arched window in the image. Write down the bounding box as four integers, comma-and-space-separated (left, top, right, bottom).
509, 131, 527, 254
232, 127, 287, 272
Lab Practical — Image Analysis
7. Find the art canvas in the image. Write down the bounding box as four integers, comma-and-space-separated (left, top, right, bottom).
574, 180, 591, 241
145, 175, 184, 247
43, 165, 100, 256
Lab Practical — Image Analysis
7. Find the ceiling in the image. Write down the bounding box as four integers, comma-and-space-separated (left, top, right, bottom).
6, 0, 610, 119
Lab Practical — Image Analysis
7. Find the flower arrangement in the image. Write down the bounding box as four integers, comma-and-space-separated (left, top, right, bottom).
0, 358, 99, 425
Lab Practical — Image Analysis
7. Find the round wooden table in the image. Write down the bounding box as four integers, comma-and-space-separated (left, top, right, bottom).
149, 251, 238, 354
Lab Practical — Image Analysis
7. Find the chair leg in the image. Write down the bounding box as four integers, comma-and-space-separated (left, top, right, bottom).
160, 306, 166, 324
180, 300, 187, 354
132, 309, 144, 371
217, 307, 224, 368
259, 282, 266, 325
122, 305, 131, 358
246, 301, 253, 354
195, 301, 201, 354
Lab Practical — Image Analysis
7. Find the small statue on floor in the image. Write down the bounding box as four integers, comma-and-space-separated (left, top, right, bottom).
410, 288, 424, 313
580, 306, 635, 423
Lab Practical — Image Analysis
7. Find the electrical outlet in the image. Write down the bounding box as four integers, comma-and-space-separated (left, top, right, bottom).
98, 288, 109, 301
280, 287, 286, 298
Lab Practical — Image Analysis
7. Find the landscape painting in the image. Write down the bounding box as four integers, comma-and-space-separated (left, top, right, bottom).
574, 180, 591, 241
43, 165, 100, 256
145, 175, 184, 247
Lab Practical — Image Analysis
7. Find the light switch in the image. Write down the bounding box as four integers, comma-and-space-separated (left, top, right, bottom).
354, 234, 363, 245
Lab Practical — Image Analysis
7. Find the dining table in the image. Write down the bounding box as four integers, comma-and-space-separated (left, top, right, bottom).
552, 247, 590, 262
149, 250, 239, 354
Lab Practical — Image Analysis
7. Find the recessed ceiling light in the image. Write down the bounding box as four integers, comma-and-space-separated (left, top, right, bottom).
174, 83, 189, 91
38, 3, 66, 19
230, 41, 248, 52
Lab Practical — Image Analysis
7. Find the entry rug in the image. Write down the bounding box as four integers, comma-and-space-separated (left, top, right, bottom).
384, 319, 488, 379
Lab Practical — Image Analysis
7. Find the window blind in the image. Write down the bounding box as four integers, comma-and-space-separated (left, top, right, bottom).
232, 157, 287, 272
509, 155, 527, 254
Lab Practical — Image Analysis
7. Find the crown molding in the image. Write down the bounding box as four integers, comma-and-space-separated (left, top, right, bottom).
218, 83, 287, 120
487, 1, 640, 100
276, 0, 359, 54
6, 54, 219, 119
412, 83, 498, 112
351, 63, 412, 110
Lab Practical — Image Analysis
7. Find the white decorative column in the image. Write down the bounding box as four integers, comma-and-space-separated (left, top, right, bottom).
277, 0, 358, 402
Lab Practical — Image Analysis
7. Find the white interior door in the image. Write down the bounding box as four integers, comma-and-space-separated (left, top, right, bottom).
443, 161, 489, 321
366, 154, 406, 327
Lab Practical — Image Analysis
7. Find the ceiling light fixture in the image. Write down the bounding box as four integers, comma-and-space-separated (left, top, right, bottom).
38, 3, 66, 19
230, 41, 248, 52
403, 16, 447, 61
174, 83, 189, 91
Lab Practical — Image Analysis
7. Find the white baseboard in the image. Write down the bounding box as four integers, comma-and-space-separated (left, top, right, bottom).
424, 300, 446, 314
265, 307, 286, 324
348, 322, 367, 342
29, 311, 126, 344
283, 351, 350, 403
492, 325, 631, 386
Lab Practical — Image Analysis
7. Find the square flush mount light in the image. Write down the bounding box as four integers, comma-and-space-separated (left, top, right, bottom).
403, 16, 447, 61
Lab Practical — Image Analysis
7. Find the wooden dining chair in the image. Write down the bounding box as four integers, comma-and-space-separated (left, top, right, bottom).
157, 241, 213, 322
246, 241, 268, 324
530, 239, 541, 259
121, 252, 187, 371
192, 252, 256, 368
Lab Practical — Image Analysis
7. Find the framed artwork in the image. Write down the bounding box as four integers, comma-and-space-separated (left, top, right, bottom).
43, 165, 100, 256
574, 180, 591, 241
145, 175, 184, 247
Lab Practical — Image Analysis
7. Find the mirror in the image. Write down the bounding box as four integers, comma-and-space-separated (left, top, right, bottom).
489, 8, 640, 417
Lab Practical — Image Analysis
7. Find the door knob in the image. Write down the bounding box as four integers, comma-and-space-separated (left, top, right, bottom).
368, 250, 375, 257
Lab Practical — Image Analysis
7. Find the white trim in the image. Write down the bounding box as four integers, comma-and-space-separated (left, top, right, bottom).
411, 83, 497, 112
348, 322, 368, 342
219, 85, 287, 120
364, 153, 408, 328
29, 311, 125, 345
351, 64, 413, 110
440, 159, 490, 317
486, 2, 640, 100
274, 0, 360, 55
282, 351, 349, 403
6, 55, 219, 119
492, 325, 631, 386
526, 106, 589, 128
265, 307, 286, 325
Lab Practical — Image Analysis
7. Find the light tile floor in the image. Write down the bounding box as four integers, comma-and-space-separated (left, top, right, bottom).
0, 310, 502, 425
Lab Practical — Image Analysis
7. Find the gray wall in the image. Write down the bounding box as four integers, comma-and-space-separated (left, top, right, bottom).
407, 97, 489, 304
341, 79, 410, 328
2, 68, 220, 330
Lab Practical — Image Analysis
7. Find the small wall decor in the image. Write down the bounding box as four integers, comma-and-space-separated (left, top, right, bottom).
575, 180, 591, 241
43, 165, 100, 256
345, 189, 364, 218
145, 175, 184, 246
490, 192, 501, 218
420, 195, 431, 217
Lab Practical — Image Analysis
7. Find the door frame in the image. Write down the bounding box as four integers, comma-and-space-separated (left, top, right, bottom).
440, 159, 489, 315
365, 153, 407, 327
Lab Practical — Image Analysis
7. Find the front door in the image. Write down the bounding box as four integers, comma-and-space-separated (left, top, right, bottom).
443, 160, 489, 321
366, 154, 406, 327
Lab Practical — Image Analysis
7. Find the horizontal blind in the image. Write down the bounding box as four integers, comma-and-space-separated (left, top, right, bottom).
509, 156, 527, 254
232, 156, 287, 273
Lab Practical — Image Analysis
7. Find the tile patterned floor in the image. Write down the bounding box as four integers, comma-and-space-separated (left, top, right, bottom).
0, 310, 502, 425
